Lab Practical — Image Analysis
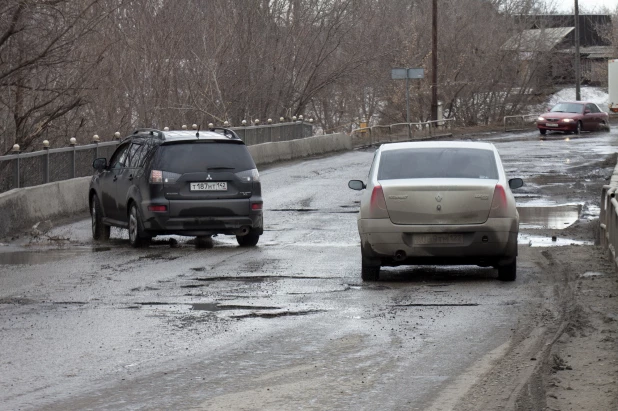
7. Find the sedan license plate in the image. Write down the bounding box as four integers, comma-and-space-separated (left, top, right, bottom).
414, 233, 463, 245
190, 182, 227, 191
545, 123, 559, 127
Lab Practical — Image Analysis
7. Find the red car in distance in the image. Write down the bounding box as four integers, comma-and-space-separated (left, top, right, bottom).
536, 101, 610, 135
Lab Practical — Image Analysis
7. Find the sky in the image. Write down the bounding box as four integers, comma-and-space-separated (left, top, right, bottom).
550, 0, 618, 13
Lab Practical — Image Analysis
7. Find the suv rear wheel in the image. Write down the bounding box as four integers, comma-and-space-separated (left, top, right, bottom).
91, 195, 110, 241
128, 203, 150, 247
236, 230, 260, 247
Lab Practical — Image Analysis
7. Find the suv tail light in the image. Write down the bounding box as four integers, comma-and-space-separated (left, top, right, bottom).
235, 168, 260, 182
368, 184, 389, 219
150, 170, 163, 184
149, 170, 181, 184
489, 184, 509, 218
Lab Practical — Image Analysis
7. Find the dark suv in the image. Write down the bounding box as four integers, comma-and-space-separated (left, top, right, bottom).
89, 128, 263, 247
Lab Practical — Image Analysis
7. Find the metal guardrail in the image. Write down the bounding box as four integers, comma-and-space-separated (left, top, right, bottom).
600, 185, 618, 268
0, 122, 312, 194
503, 114, 538, 132
350, 119, 455, 147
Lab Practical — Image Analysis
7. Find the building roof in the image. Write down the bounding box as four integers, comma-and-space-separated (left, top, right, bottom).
502, 27, 574, 52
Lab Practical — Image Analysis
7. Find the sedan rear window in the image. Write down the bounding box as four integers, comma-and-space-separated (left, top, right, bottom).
378, 148, 498, 180
154, 142, 256, 173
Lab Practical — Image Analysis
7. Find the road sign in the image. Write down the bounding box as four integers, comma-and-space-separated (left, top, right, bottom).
391, 68, 424, 79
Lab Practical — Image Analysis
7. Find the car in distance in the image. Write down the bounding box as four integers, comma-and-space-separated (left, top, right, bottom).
89, 128, 263, 247
348, 141, 523, 282
536, 101, 610, 135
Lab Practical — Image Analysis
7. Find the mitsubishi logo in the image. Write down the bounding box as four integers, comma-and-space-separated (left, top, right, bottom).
206, 174, 213, 180
435, 194, 443, 202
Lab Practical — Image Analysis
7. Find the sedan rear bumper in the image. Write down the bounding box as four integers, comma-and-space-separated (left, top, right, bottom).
359, 217, 518, 265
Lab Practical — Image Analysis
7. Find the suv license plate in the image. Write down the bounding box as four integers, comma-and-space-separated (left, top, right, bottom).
190, 182, 227, 191
545, 123, 558, 127
414, 233, 463, 245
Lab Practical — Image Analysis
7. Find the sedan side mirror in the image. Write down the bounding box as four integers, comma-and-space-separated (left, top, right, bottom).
348, 180, 366, 191
93, 158, 107, 171
584, 109, 591, 114
509, 178, 524, 190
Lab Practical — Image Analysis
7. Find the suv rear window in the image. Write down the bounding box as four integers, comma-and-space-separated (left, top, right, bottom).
154, 142, 256, 173
378, 148, 498, 180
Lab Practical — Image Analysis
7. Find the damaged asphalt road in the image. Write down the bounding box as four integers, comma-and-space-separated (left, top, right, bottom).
1, 129, 617, 410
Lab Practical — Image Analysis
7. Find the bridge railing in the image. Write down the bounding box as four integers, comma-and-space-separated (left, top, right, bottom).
600, 185, 618, 269
0, 122, 312, 194
503, 114, 538, 132
350, 119, 455, 147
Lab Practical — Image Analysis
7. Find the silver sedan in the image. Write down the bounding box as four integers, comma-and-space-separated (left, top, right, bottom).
349, 141, 523, 282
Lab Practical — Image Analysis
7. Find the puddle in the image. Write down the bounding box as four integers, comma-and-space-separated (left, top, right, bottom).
518, 204, 581, 229
518, 233, 593, 247
580, 272, 606, 278
0, 249, 86, 265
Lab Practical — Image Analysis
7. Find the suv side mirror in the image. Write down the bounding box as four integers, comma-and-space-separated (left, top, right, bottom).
348, 180, 366, 190
509, 178, 524, 190
93, 158, 107, 171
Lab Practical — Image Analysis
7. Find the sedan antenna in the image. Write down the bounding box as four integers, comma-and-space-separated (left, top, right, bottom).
196, 125, 200, 139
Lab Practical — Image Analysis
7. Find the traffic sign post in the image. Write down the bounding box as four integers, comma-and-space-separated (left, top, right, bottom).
391, 68, 425, 139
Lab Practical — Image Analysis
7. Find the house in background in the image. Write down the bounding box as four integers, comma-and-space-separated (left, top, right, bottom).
504, 14, 615, 88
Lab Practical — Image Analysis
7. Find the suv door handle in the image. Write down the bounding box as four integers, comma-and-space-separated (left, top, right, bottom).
113, 175, 118, 182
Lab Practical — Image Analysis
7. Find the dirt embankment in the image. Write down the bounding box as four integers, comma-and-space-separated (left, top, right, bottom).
451, 219, 618, 411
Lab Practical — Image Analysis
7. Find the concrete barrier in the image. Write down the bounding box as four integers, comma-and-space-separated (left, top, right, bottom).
249, 133, 351, 165
0, 177, 90, 239
0, 133, 352, 239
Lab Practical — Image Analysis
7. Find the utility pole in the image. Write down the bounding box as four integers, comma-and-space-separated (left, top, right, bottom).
431, 0, 438, 122
575, 0, 581, 101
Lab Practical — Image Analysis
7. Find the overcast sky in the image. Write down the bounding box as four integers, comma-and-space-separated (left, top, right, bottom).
550, 0, 618, 12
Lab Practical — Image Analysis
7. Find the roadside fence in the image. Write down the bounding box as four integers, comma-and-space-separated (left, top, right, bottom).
0, 121, 312, 195
600, 185, 618, 269
503, 114, 538, 132
350, 119, 455, 147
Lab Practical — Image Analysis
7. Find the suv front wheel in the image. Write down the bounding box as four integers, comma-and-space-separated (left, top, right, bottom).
91, 195, 110, 241
128, 203, 150, 247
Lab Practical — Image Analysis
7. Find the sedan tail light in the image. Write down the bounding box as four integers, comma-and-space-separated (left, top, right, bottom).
368, 184, 389, 219
489, 184, 509, 218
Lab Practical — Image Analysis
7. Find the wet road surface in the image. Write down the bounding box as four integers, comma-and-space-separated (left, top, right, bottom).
1, 128, 616, 410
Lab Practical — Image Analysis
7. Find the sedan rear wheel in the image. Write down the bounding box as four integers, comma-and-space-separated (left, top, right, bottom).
361, 249, 380, 281
498, 258, 516, 281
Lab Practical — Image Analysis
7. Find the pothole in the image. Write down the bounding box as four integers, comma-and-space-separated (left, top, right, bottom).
394, 303, 479, 307
232, 309, 324, 319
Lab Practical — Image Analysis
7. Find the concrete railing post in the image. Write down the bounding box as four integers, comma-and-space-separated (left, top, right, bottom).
43, 140, 50, 184
70, 138, 77, 179
93, 135, 100, 161
11, 144, 20, 188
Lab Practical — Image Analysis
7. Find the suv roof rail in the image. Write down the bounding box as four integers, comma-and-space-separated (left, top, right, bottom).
131, 128, 165, 139
208, 127, 242, 140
